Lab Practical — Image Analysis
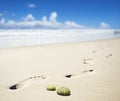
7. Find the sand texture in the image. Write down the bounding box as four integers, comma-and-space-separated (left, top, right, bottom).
0, 39, 120, 101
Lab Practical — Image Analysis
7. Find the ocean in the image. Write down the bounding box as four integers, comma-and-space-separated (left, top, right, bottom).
0, 29, 120, 48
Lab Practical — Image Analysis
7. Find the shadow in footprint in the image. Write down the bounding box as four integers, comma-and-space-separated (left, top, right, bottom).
9, 84, 18, 90
83, 69, 94, 73
65, 74, 73, 78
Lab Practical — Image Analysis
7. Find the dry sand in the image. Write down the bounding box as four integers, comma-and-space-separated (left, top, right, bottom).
0, 39, 120, 101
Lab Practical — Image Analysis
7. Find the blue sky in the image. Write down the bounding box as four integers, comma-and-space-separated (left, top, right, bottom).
0, 0, 120, 29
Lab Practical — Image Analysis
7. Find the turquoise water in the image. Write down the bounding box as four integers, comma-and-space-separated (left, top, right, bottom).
0, 29, 120, 48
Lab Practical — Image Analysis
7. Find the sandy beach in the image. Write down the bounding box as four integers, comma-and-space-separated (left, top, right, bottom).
0, 38, 120, 101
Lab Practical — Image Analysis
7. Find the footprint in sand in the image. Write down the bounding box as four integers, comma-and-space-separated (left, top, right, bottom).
92, 48, 108, 54
106, 53, 112, 58
92, 50, 102, 54
83, 58, 94, 64
92, 49, 113, 58
9, 75, 46, 90
65, 69, 95, 78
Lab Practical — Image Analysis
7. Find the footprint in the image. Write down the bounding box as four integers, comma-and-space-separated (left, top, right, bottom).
83, 69, 94, 73
9, 75, 46, 90
65, 74, 76, 78
106, 53, 112, 58
65, 69, 94, 78
92, 48, 107, 54
83, 58, 94, 64
92, 50, 102, 54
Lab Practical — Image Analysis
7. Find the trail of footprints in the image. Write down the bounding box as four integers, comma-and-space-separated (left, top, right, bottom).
65, 49, 113, 78
9, 69, 94, 91
9, 49, 112, 91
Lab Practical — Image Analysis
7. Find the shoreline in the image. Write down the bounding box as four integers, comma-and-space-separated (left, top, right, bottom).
0, 38, 120, 50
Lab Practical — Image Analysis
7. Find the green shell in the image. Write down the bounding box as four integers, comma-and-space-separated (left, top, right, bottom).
46, 85, 56, 91
57, 87, 71, 96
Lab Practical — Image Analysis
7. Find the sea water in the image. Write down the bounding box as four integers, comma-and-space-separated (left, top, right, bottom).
0, 29, 120, 48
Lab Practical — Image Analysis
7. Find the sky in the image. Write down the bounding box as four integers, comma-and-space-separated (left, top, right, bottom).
0, 0, 120, 29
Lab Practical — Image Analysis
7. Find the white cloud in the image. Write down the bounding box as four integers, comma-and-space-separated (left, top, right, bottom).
6, 20, 16, 26
28, 3, 36, 8
49, 12, 57, 22
22, 14, 34, 21
100, 22, 110, 29
0, 12, 85, 29
42, 16, 47, 22
65, 21, 84, 28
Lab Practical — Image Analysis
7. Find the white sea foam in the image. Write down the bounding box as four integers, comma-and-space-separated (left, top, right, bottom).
0, 29, 119, 48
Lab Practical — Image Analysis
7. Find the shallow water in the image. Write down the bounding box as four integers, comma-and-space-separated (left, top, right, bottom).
0, 29, 120, 48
